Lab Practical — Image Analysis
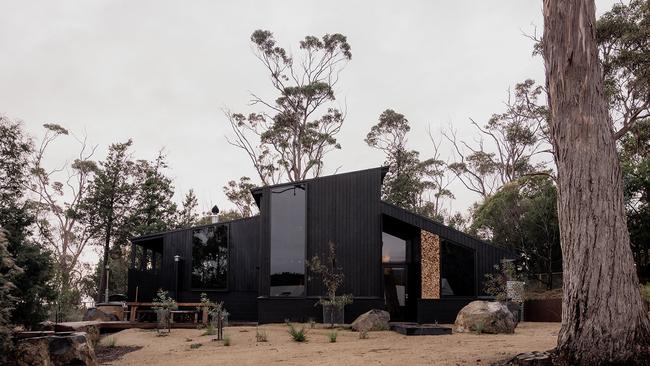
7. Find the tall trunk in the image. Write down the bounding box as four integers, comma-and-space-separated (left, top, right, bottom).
542, 0, 650, 364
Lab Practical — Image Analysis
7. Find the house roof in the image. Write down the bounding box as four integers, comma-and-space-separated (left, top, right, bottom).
380, 200, 517, 257
250, 166, 389, 207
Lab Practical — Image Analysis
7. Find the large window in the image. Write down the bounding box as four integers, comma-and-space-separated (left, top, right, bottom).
191, 224, 229, 290
270, 184, 306, 297
382, 232, 406, 263
441, 241, 476, 296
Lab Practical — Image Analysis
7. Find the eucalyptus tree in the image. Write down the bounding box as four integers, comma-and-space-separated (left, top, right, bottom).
226, 29, 352, 185
542, 0, 650, 363
28, 123, 99, 310
444, 80, 551, 199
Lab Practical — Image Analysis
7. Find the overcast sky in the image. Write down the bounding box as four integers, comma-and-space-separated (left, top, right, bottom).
0, 0, 618, 217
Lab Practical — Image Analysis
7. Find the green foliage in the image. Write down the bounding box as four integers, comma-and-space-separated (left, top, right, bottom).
222, 177, 257, 219
176, 189, 200, 229
483, 262, 524, 301
619, 120, 650, 278
471, 176, 560, 288
131, 151, 178, 236
366, 110, 453, 219
0, 229, 23, 363
153, 289, 177, 334
597, 0, 650, 139
222, 335, 231, 346
190, 343, 202, 349
0, 117, 56, 328
288, 324, 308, 342
446, 80, 549, 199
202, 324, 216, 336
328, 331, 337, 343
199, 293, 229, 340
255, 328, 268, 342
227, 30, 352, 184
103, 337, 117, 348
307, 241, 353, 328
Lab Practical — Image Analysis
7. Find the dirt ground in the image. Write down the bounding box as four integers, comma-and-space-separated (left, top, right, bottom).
100, 322, 560, 366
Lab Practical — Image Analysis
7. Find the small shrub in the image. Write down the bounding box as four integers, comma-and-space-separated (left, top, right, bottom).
103, 337, 117, 348
153, 289, 178, 334
223, 335, 231, 346
190, 343, 202, 349
284, 318, 291, 326
474, 321, 485, 335
328, 331, 337, 343
202, 324, 216, 336
359, 329, 369, 339
288, 324, 308, 342
255, 328, 268, 342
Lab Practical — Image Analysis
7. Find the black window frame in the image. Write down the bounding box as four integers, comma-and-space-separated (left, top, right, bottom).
190, 223, 230, 292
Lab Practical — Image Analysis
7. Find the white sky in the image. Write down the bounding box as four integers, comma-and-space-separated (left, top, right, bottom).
0, 0, 618, 218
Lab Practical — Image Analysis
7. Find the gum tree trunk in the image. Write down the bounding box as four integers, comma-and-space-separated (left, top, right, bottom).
542, 0, 650, 364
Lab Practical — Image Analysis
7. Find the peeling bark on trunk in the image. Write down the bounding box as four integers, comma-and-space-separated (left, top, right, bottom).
542, 0, 650, 364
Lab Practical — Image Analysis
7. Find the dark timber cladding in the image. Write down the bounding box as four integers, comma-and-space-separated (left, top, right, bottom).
254, 167, 385, 298
380, 201, 515, 296
129, 216, 260, 320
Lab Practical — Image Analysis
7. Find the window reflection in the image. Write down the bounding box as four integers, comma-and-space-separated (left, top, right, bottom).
270, 185, 306, 297
382, 232, 406, 263
191, 225, 228, 289
441, 241, 476, 296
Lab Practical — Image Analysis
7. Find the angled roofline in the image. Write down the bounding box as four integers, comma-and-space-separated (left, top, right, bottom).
250, 166, 390, 207
380, 200, 517, 256
131, 215, 260, 242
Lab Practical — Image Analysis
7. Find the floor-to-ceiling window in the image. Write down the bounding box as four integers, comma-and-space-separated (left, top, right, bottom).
270, 184, 306, 297
382, 232, 408, 317
441, 240, 476, 296
191, 224, 229, 290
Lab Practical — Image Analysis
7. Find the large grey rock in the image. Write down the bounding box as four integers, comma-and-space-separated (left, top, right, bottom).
454, 301, 517, 334
15, 332, 97, 366
49, 332, 97, 366
55, 322, 101, 346
506, 351, 553, 366
351, 309, 390, 331
15, 336, 51, 366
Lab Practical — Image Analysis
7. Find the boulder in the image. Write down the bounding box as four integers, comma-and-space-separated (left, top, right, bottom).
48, 332, 97, 366
351, 309, 390, 331
15, 336, 51, 366
56, 322, 101, 346
83, 308, 118, 322
15, 332, 97, 366
454, 301, 517, 334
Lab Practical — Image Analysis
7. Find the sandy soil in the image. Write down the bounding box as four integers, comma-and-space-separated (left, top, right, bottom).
102, 322, 560, 366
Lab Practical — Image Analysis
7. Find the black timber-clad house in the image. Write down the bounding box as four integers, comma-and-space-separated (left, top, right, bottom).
128, 167, 514, 323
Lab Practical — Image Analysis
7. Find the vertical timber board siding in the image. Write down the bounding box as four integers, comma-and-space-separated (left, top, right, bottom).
307, 168, 383, 297
229, 217, 260, 291
420, 230, 440, 299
